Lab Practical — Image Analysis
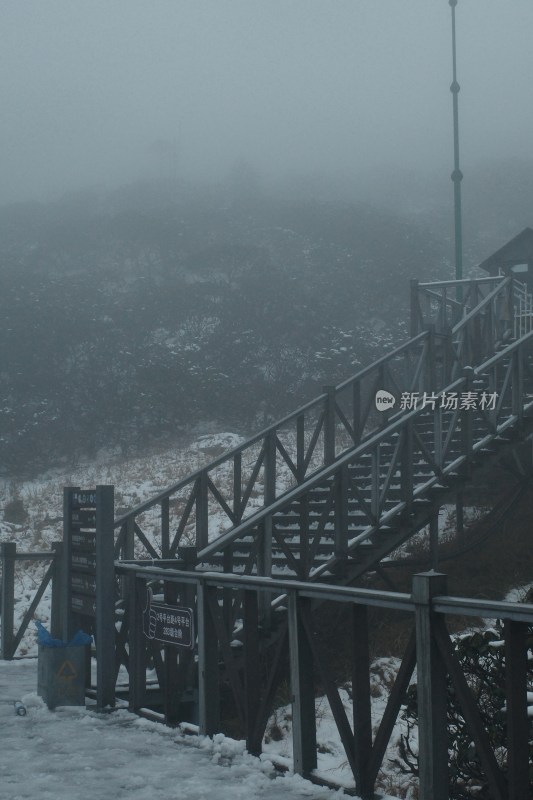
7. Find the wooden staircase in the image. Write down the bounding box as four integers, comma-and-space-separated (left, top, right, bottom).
114, 275, 533, 602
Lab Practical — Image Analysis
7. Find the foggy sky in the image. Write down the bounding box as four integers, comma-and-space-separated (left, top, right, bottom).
1, 1, 532, 205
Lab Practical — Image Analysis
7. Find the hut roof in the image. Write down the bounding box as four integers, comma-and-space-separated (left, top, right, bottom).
478, 227, 533, 275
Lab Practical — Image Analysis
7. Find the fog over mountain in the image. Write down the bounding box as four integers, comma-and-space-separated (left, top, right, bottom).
2, 1, 532, 205
2, 2, 533, 476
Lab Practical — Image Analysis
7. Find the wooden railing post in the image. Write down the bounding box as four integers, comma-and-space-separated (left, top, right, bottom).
442, 328, 454, 386
401, 420, 414, 517
195, 470, 209, 551
461, 367, 474, 473
334, 464, 349, 564
122, 516, 135, 561
288, 591, 317, 778
0, 542, 16, 660
128, 574, 147, 714
429, 509, 440, 571
512, 345, 524, 425
243, 589, 261, 756
426, 324, 436, 391
351, 604, 373, 799
505, 620, 530, 800
50, 541, 64, 640
161, 497, 170, 559
197, 580, 220, 736
264, 430, 276, 507
412, 572, 449, 800
233, 451, 242, 521
296, 413, 305, 481
410, 278, 420, 337
323, 385, 336, 465
352, 379, 362, 446
258, 433, 276, 622
96, 485, 116, 710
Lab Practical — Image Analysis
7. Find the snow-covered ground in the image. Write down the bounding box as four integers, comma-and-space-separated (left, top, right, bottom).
0, 435, 496, 799
262, 657, 415, 798
0, 658, 355, 800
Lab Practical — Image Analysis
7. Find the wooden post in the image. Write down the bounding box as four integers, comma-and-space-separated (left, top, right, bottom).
352, 380, 362, 446
62, 486, 79, 641
426, 324, 436, 391
260, 433, 275, 575
161, 497, 170, 559
0, 542, 16, 660
512, 346, 524, 425
257, 432, 275, 623
334, 465, 349, 564
233, 451, 242, 520
243, 590, 261, 755
128, 575, 147, 713
124, 516, 135, 561
299, 493, 310, 579
461, 367, 474, 475
412, 572, 449, 800
401, 420, 414, 517
197, 581, 220, 736
288, 592, 317, 778
164, 579, 180, 724
410, 279, 420, 338
323, 385, 336, 465
50, 541, 64, 640
96, 485, 115, 710
371, 447, 380, 520
296, 413, 305, 481
195, 471, 209, 551
351, 604, 373, 799
429, 510, 439, 571
505, 620, 529, 800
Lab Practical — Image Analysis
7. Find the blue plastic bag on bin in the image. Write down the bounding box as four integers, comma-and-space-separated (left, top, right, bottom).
35, 620, 92, 648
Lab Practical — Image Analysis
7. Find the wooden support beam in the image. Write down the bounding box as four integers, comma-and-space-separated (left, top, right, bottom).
128, 575, 147, 714
410, 279, 420, 338
95, 485, 116, 710
298, 601, 357, 778
233, 451, 242, 520
124, 515, 135, 561
195, 471, 209, 551
461, 367, 474, 474
288, 592, 317, 778
433, 616, 507, 800
252, 624, 288, 749
369, 630, 416, 785
161, 497, 170, 559
412, 572, 449, 800
164, 580, 180, 725
401, 422, 414, 517
429, 510, 439, 571
197, 582, 220, 736
243, 590, 262, 755
334, 465, 349, 563
352, 380, 362, 446
50, 541, 64, 640
505, 621, 529, 800
62, 486, 79, 642
323, 385, 336, 465
351, 605, 373, 800
0, 542, 16, 660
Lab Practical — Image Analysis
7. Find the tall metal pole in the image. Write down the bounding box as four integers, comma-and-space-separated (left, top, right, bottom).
449, 0, 463, 287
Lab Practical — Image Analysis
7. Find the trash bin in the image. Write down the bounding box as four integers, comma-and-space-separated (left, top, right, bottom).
35, 622, 92, 710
